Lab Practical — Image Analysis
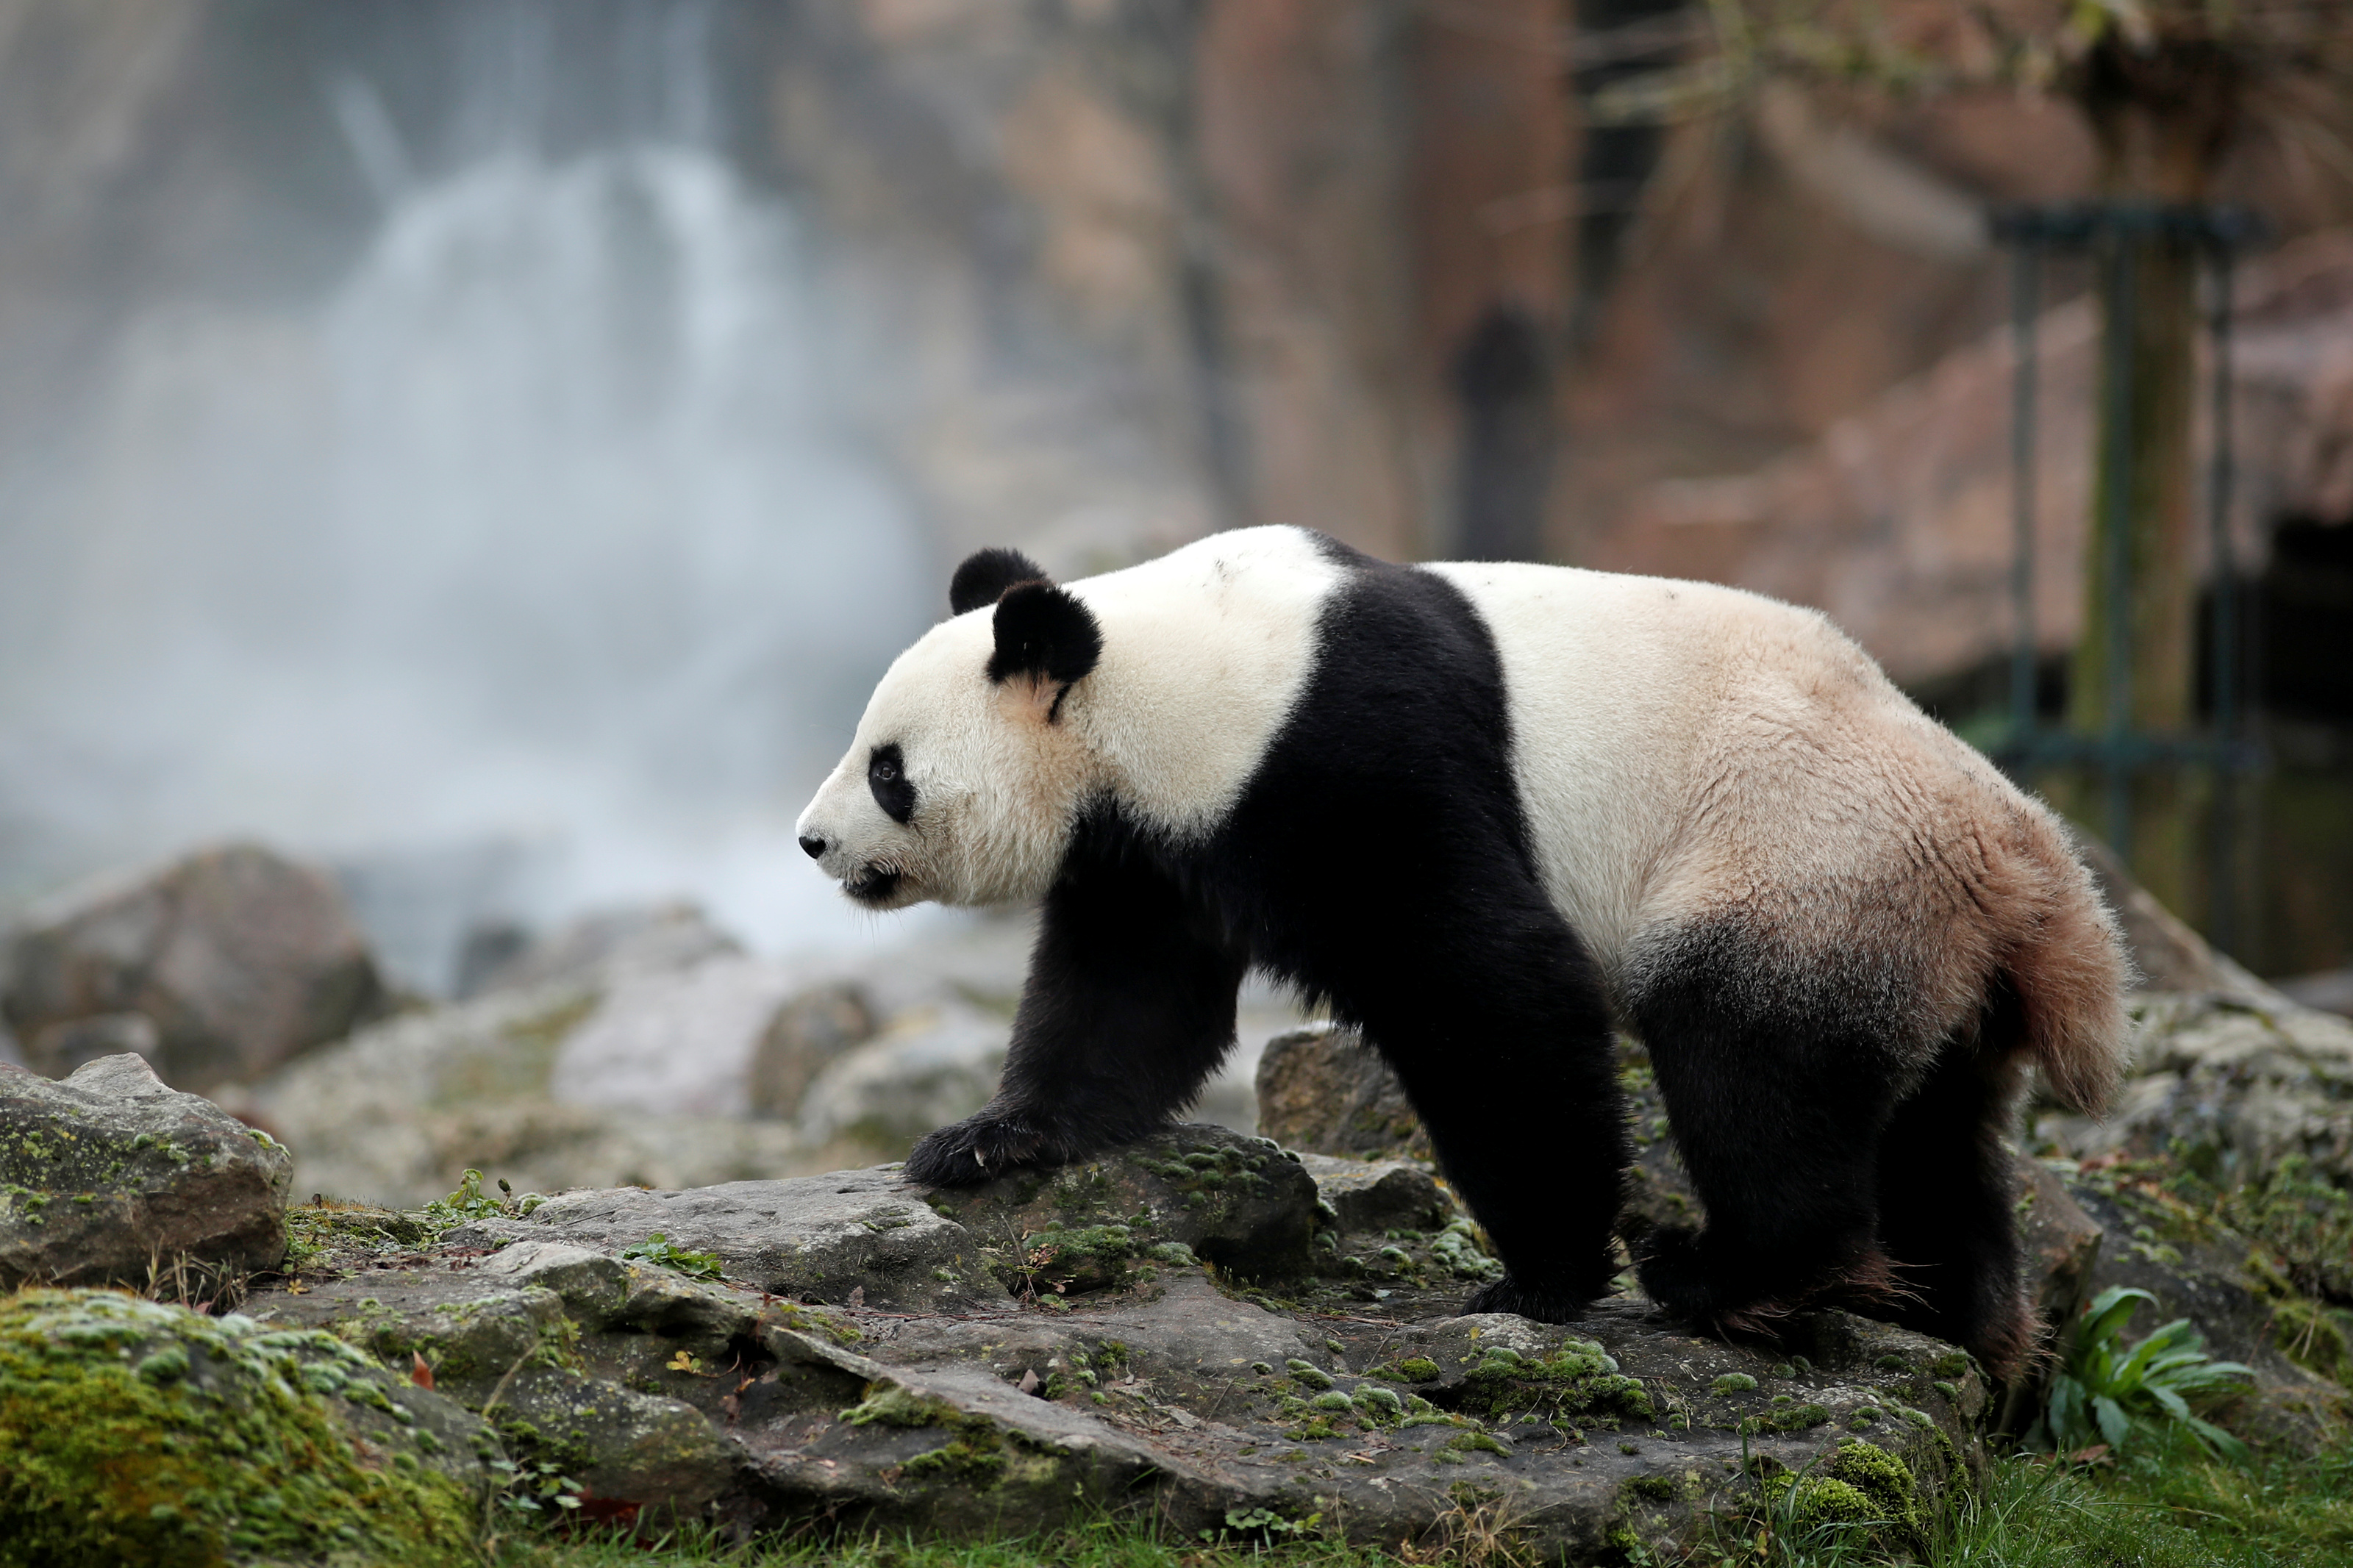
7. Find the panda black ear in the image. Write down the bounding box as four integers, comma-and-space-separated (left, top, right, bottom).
988, 580, 1102, 692
949, 547, 1050, 615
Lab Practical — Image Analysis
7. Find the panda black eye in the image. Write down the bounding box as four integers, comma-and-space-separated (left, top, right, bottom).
868, 743, 916, 824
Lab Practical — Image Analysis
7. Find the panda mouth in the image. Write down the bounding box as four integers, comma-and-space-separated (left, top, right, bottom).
844, 864, 904, 905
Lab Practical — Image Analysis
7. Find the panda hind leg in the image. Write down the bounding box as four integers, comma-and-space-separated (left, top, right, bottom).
1875, 1031, 2035, 1382
1629, 946, 1907, 1333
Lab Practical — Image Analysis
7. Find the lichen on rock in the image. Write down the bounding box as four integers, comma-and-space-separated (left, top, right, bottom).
1, 1053, 292, 1292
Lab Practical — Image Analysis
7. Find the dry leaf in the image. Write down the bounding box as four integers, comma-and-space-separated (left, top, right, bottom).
410, 1352, 434, 1390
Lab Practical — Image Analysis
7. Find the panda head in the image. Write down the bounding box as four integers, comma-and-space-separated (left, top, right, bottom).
794, 548, 1104, 910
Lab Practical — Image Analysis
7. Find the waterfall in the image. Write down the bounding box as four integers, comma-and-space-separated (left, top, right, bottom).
0, 6, 935, 991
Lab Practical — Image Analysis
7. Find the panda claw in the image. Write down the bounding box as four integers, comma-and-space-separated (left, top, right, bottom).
905, 1111, 1059, 1188
1460, 1271, 1603, 1325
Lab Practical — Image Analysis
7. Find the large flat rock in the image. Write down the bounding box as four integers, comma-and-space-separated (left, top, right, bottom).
219, 1128, 1993, 1560
447, 1164, 1009, 1312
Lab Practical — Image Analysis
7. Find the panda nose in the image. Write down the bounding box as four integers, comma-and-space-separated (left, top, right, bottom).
797, 834, 827, 860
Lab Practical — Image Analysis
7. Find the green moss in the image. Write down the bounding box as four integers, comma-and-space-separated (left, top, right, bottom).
615, 1233, 724, 1281
1015, 1224, 1138, 1293
1460, 1339, 1651, 1422
1623, 1473, 1679, 1503
1429, 1218, 1504, 1282
0, 1288, 479, 1567
763, 1300, 861, 1348
1930, 1350, 1972, 1378
1758, 1439, 1922, 1551
901, 1436, 1008, 1484
2268, 1295, 2353, 1386
1383, 1356, 1440, 1383
1765, 1475, 1878, 1529
1437, 1431, 1510, 1461
840, 1384, 959, 1428
1711, 1372, 1757, 1395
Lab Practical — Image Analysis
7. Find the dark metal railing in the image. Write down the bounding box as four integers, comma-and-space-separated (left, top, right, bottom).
1988, 202, 2266, 951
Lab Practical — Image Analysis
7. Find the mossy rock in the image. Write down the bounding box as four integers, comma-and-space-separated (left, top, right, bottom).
1760, 1439, 1922, 1548
1, 1055, 293, 1292
1459, 1338, 1652, 1423
0, 1286, 492, 1566
924, 1124, 1318, 1287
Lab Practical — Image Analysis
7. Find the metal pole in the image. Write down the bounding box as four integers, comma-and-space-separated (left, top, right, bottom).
2207, 243, 2238, 956
2010, 239, 2041, 754
2102, 233, 2138, 861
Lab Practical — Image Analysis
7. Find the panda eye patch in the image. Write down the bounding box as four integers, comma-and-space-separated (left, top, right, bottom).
868, 743, 916, 823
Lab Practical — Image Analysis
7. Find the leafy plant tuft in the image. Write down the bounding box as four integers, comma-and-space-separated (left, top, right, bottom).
2029, 1285, 2253, 1462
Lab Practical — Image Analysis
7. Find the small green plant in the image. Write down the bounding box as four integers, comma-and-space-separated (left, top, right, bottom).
618, 1232, 725, 1281
1201, 1505, 1321, 1542
2029, 1286, 2253, 1462
489, 1450, 583, 1515
419, 1170, 543, 1231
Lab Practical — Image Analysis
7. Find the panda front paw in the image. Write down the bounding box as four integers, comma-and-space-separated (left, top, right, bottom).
1460, 1272, 1601, 1325
904, 1111, 1063, 1187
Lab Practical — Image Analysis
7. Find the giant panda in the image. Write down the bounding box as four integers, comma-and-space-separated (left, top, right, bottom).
793, 526, 2128, 1376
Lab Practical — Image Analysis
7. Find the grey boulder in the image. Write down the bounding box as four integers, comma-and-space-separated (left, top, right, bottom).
1293, 1151, 1452, 1234
1254, 1022, 1429, 1161
226, 976, 811, 1210
1, 1052, 292, 1289
1, 842, 385, 1093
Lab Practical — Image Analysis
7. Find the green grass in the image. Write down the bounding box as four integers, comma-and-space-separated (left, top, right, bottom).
483, 1433, 2353, 1568
488, 1522, 1414, 1568
487, 1439, 2353, 1568
1935, 1442, 2353, 1567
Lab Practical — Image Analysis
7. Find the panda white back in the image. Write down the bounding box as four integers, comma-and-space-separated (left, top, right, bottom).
1427, 560, 1922, 979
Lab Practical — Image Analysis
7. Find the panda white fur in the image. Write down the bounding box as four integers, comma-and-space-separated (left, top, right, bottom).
795, 526, 2129, 1376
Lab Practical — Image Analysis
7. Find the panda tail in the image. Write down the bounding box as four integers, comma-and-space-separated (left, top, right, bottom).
1996, 834, 2133, 1117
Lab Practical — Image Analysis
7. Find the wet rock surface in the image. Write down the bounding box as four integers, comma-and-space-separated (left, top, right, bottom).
1, 1052, 293, 1290
2036, 991, 2353, 1186
217, 1125, 1988, 1560
922, 1123, 1321, 1289
1254, 1005, 2352, 1451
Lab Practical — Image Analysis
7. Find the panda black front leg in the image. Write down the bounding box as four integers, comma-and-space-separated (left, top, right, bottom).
905, 842, 1248, 1188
